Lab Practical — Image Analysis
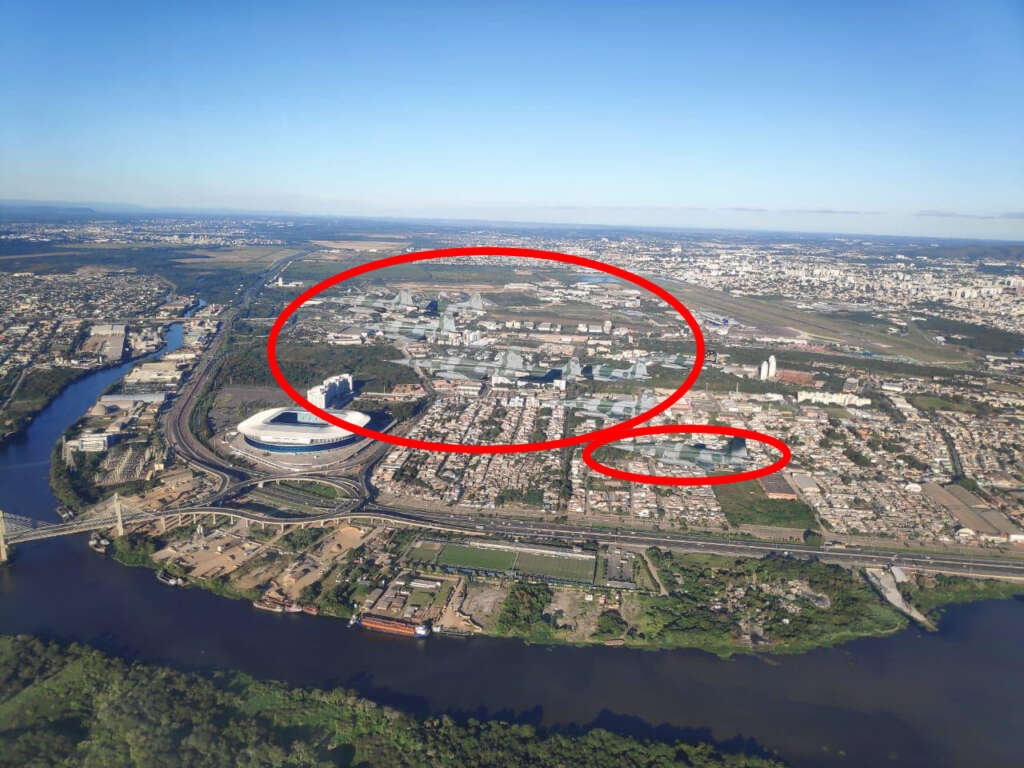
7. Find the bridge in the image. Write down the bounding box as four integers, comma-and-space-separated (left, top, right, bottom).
0, 498, 484, 562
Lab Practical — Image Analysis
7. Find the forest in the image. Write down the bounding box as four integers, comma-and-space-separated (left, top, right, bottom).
214, 341, 417, 393
0, 636, 784, 767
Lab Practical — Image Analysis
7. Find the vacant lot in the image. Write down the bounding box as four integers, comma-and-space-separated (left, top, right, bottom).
460, 583, 508, 631
516, 552, 596, 584
714, 479, 817, 529
437, 544, 516, 571
909, 394, 978, 414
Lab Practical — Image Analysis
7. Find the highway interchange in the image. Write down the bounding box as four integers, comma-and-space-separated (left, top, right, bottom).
16, 257, 1024, 583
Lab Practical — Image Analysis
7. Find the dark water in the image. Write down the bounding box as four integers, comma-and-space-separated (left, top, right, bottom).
1, 323, 1022, 767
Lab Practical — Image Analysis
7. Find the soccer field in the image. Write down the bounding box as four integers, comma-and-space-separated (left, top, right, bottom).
515, 552, 595, 583
437, 544, 517, 571
406, 543, 441, 564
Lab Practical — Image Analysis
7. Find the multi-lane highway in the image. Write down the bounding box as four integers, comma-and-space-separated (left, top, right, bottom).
361, 504, 1024, 580
143, 257, 1024, 584
164, 254, 299, 493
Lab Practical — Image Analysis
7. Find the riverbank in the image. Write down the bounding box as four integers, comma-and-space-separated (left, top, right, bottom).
0, 635, 784, 768
0, 365, 94, 446
4, 326, 1024, 768
105, 523, 1024, 662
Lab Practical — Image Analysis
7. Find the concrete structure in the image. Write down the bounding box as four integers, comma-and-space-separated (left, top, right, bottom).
797, 390, 872, 408
237, 406, 370, 452
307, 373, 354, 410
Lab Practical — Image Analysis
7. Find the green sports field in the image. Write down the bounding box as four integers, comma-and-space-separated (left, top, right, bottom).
406, 543, 442, 564
515, 552, 596, 583
437, 544, 516, 571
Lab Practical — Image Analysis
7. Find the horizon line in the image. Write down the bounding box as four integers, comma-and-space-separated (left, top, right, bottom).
2, 197, 1023, 246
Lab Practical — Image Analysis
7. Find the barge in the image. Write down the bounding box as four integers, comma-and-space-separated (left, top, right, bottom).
350, 613, 430, 637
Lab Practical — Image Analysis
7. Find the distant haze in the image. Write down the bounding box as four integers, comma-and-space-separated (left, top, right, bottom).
1, 1, 1022, 240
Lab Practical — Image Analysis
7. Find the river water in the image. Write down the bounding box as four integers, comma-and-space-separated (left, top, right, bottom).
0, 323, 1021, 767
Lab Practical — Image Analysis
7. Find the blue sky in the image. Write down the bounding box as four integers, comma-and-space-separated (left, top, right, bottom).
2, 1, 1022, 239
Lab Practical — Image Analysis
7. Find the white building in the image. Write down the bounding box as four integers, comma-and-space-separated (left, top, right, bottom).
307, 373, 354, 410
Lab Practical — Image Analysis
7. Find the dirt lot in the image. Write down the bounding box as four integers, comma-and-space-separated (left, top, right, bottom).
317, 525, 366, 559
210, 386, 291, 433
549, 587, 600, 641
460, 583, 508, 632
280, 556, 328, 600
233, 551, 290, 591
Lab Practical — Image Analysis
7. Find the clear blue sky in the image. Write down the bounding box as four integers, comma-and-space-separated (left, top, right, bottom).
2, 1, 1022, 239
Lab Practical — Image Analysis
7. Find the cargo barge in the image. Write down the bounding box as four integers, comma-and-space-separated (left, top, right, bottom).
350, 613, 430, 637
252, 596, 317, 615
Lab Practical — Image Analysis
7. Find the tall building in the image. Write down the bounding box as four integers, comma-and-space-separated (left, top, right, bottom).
759, 360, 770, 381
307, 373, 354, 410
767, 355, 777, 379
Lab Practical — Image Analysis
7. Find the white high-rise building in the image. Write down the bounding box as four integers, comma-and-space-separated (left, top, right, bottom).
767, 355, 777, 380
306, 373, 354, 410
758, 360, 770, 381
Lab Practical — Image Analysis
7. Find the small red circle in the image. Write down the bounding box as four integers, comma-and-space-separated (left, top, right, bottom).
581, 424, 792, 486
267, 247, 706, 454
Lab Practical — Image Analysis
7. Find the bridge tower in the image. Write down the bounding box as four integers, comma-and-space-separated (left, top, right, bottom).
113, 493, 124, 538
0, 509, 7, 563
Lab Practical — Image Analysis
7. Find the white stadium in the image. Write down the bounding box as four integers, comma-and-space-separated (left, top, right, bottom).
236, 407, 371, 453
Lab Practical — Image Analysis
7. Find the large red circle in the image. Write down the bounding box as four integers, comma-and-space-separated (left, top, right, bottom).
581, 424, 792, 486
267, 247, 705, 454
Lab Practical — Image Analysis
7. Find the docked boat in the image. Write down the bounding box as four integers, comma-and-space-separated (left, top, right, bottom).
283, 602, 303, 613
156, 570, 184, 587
252, 598, 285, 613
57, 505, 76, 522
351, 613, 430, 637
88, 533, 109, 554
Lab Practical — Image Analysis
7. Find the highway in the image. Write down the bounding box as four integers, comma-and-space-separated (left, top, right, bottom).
163, 254, 299, 493
44, 252, 1019, 584
361, 505, 1024, 580
8, 497, 1024, 581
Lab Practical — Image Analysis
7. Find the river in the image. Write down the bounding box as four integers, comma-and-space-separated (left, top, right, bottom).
0, 323, 1021, 767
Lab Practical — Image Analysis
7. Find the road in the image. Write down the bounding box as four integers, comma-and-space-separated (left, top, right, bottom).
364, 504, 1024, 580
11, 499, 1023, 581
163, 254, 299, 493
139, 254, 1024, 584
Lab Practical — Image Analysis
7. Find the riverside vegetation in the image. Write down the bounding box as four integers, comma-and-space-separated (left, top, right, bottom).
106, 523, 1023, 659
0, 636, 785, 768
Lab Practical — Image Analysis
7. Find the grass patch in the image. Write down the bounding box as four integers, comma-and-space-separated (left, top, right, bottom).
908, 394, 979, 414
278, 479, 338, 499
903, 574, 1024, 620
714, 479, 817, 529
437, 544, 516, 571
406, 543, 441, 565
516, 552, 595, 584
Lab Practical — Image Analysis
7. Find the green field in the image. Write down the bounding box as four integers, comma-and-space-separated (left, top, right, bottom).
515, 552, 596, 583
408, 589, 434, 608
406, 543, 441, 564
713, 479, 818, 529
908, 394, 979, 414
437, 544, 516, 571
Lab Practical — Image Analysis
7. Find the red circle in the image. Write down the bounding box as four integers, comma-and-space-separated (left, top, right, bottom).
581, 424, 791, 486
267, 247, 705, 454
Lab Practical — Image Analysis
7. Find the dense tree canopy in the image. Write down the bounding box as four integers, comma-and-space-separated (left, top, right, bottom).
0, 636, 783, 767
